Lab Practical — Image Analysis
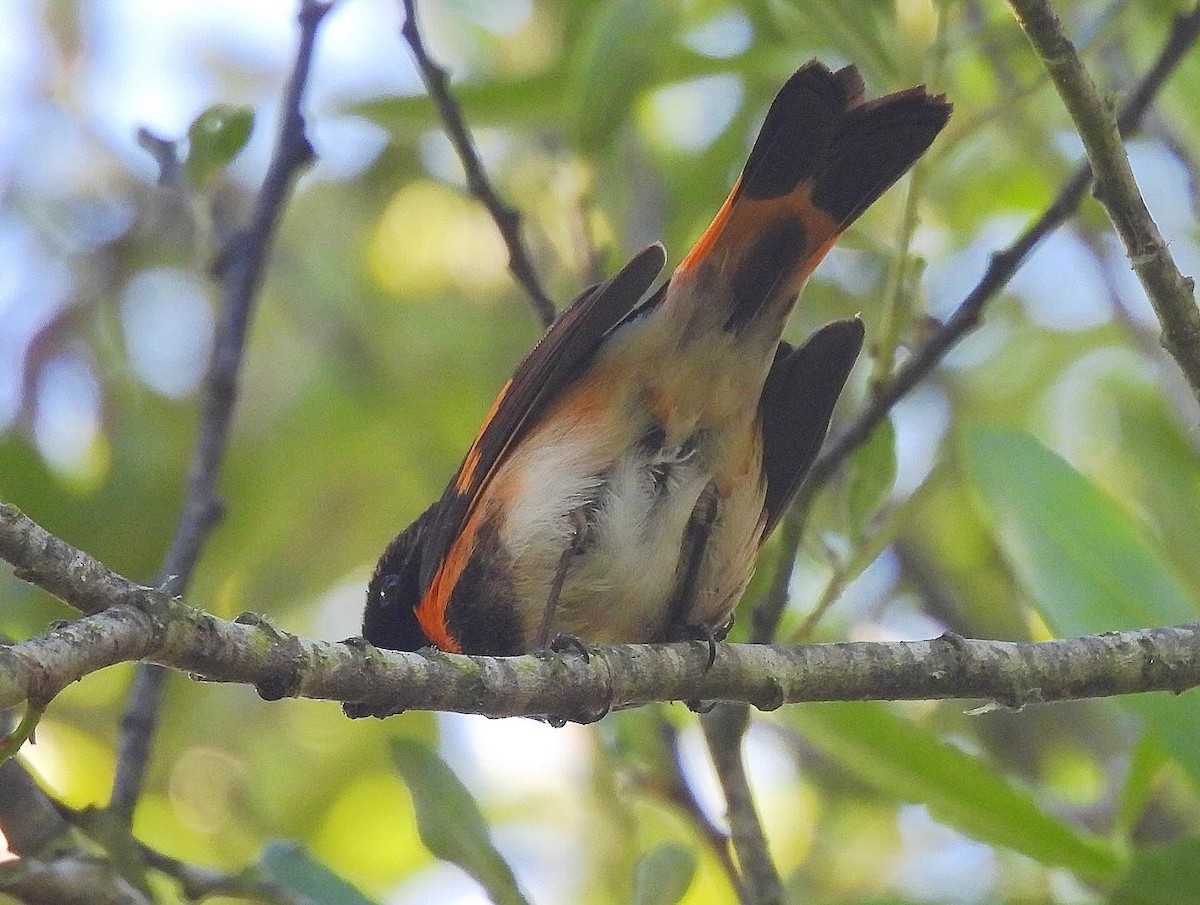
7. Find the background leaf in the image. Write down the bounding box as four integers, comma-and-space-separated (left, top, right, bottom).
186, 104, 255, 187
961, 425, 1197, 633
390, 738, 530, 905
790, 702, 1122, 883
568, 0, 678, 151
846, 416, 898, 538
963, 426, 1200, 784
1107, 839, 1200, 905
632, 842, 697, 905
259, 841, 380, 905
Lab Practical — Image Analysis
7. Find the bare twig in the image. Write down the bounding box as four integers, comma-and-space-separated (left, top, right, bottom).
4, 503, 1200, 721
109, 0, 331, 828
702, 705, 781, 905
399, 0, 556, 328
805, 5, 1200, 495
135, 127, 184, 187
1008, 0, 1200, 403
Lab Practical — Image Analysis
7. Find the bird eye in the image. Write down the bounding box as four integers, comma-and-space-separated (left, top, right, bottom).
379, 574, 403, 597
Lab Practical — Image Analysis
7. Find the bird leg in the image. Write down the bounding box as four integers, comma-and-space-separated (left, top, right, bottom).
534, 506, 591, 651
665, 484, 722, 668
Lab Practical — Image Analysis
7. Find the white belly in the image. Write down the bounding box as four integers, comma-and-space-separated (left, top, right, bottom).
498, 420, 764, 647
491, 295, 774, 648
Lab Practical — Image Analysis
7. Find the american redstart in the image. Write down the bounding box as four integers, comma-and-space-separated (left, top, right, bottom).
362, 61, 950, 658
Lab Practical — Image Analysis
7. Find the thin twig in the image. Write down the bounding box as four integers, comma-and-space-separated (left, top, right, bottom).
869, 163, 928, 391
869, 7, 946, 392
805, 5, 1200, 495
1008, 0, 1200, 404
108, 0, 331, 828
701, 705, 781, 905
399, 0, 556, 327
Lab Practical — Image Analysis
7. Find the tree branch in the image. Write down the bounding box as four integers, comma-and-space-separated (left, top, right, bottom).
805, 4, 1200, 493
108, 0, 331, 826
1007, 0, 1200, 404
3, 503, 1200, 723
399, 0, 557, 328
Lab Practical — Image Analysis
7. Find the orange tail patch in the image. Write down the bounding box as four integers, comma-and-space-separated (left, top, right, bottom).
677, 61, 950, 327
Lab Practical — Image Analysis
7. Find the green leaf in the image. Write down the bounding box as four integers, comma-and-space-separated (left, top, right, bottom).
355, 71, 568, 135
568, 0, 678, 151
768, 0, 904, 86
354, 52, 735, 142
632, 843, 697, 905
846, 416, 897, 538
1107, 839, 1200, 905
259, 841, 379, 905
186, 104, 254, 187
961, 426, 1197, 634
963, 427, 1200, 784
1114, 735, 1168, 842
792, 702, 1121, 882
390, 738, 531, 905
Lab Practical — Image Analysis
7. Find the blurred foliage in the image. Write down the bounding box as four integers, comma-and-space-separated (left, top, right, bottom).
2, 0, 1200, 903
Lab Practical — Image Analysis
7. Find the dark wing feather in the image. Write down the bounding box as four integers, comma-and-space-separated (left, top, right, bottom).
419, 243, 667, 590
759, 317, 865, 537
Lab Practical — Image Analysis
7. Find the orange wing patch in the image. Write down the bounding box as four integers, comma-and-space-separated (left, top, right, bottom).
415, 506, 488, 654
455, 379, 513, 494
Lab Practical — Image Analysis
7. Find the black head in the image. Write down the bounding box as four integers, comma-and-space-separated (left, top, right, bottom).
363, 506, 437, 652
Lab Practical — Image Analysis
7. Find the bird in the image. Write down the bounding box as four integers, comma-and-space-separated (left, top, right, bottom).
361, 61, 950, 659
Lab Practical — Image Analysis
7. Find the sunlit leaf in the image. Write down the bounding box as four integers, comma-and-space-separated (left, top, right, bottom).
389, 738, 531, 905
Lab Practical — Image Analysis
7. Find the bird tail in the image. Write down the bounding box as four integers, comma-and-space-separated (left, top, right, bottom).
674, 62, 951, 330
